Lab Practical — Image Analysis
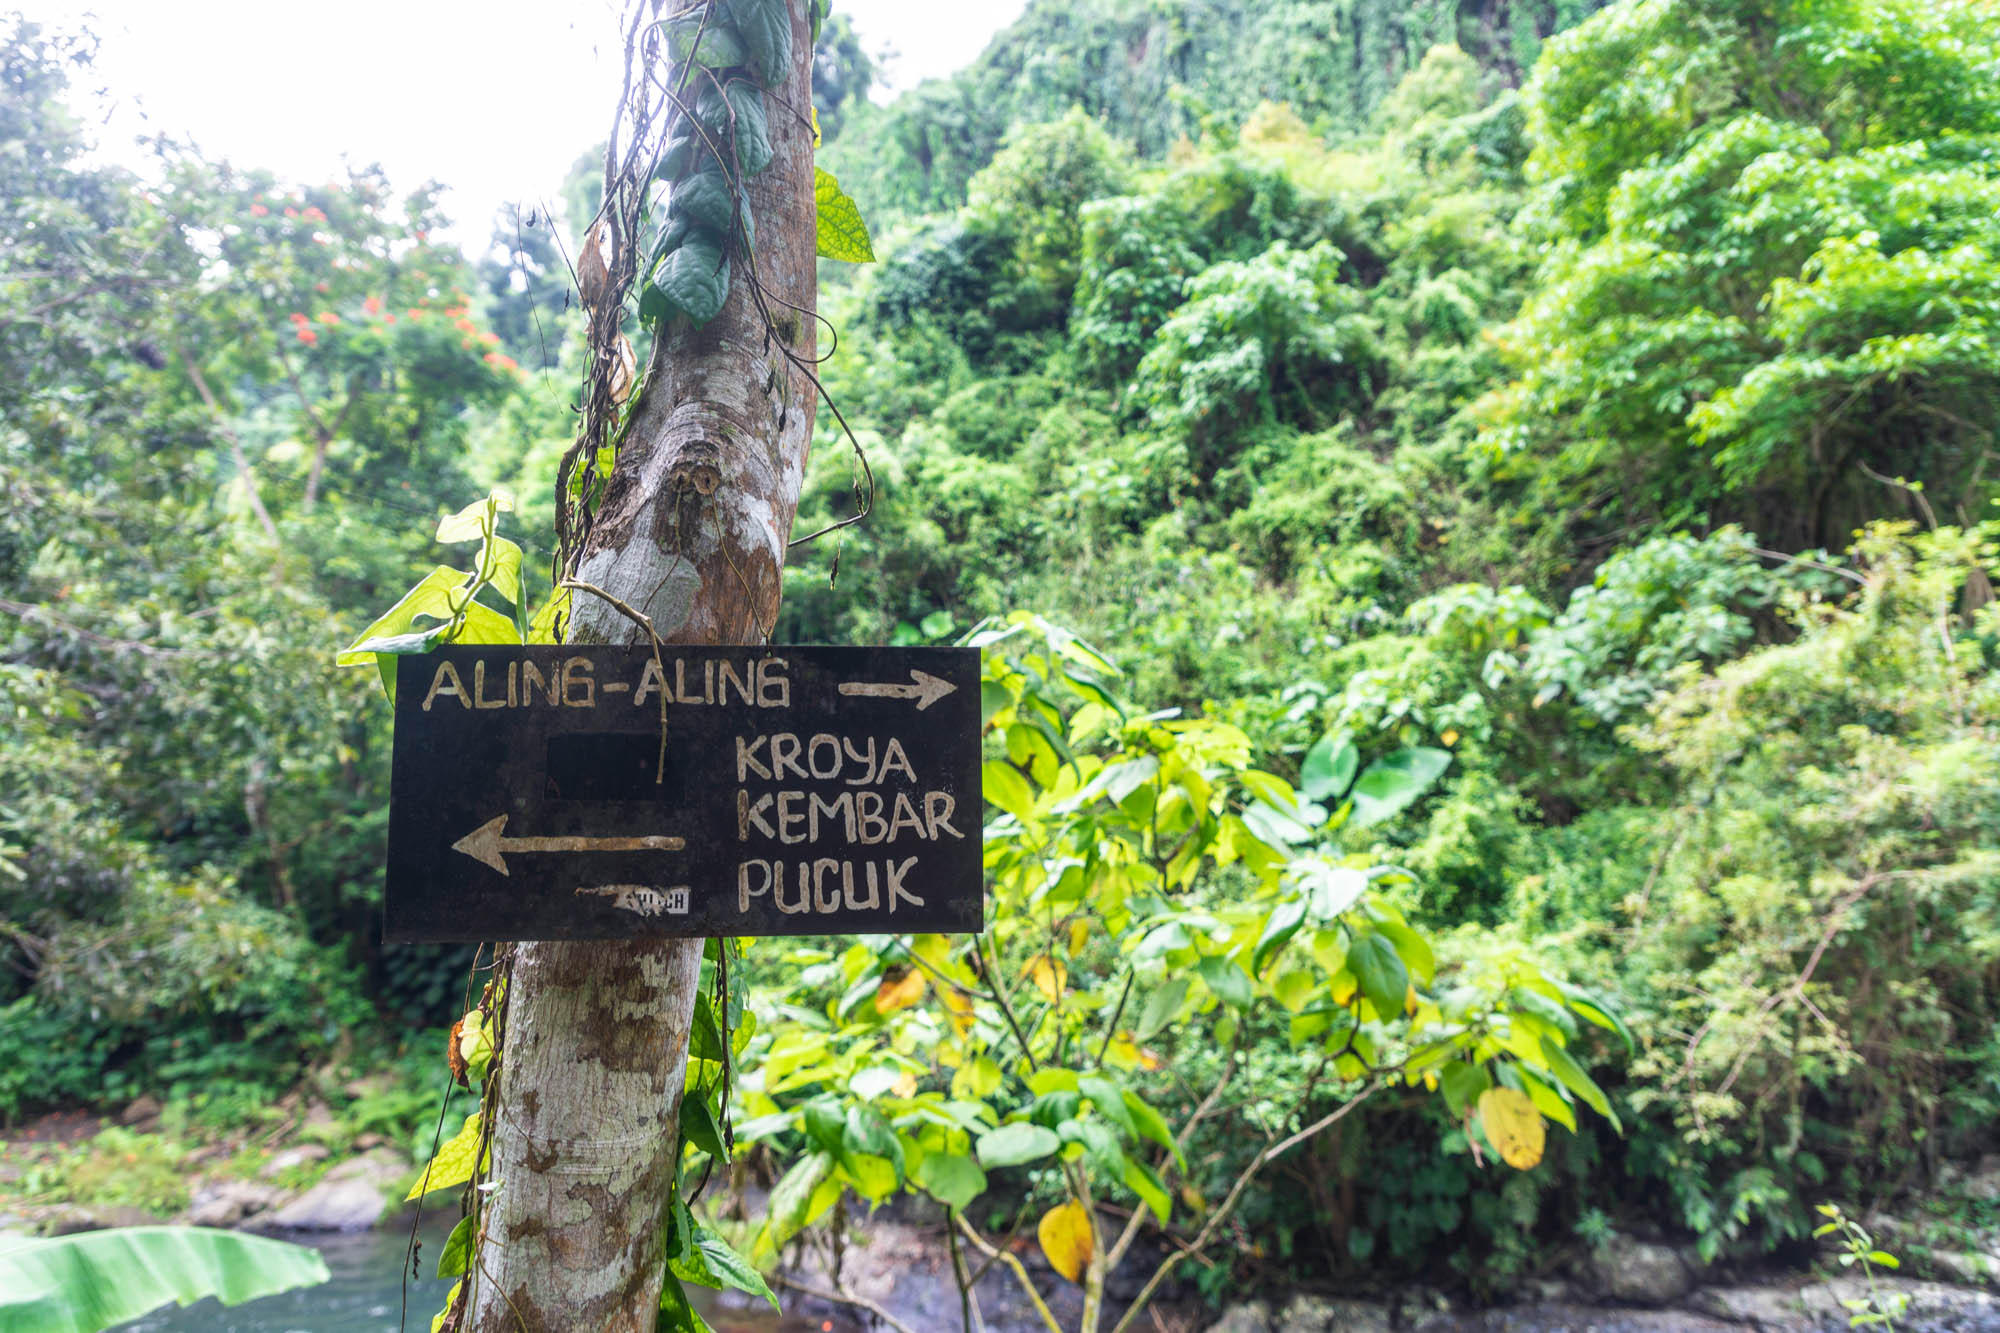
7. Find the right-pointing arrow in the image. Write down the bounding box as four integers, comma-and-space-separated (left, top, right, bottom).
839, 669, 957, 711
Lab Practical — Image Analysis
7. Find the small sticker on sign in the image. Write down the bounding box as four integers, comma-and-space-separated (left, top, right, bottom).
575, 884, 690, 917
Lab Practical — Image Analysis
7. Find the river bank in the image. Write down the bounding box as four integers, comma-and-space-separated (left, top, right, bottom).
9, 1101, 2000, 1333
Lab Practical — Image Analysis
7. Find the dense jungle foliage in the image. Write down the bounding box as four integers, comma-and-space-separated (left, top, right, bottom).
4, 0, 1999, 1309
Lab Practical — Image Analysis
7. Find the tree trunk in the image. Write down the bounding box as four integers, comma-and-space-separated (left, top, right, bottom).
465, 4, 819, 1326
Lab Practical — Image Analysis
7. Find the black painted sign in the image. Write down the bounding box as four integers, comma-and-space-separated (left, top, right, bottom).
385, 645, 983, 942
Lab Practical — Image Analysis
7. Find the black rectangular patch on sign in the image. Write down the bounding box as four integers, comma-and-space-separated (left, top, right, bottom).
385, 645, 983, 942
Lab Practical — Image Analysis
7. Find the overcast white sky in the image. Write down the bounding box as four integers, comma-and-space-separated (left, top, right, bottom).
27, 0, 1022, 246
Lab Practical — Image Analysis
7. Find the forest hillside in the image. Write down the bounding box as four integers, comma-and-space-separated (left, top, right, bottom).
3, 0, 1999, 1318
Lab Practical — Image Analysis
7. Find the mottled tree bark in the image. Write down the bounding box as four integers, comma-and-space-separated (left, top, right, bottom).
465, 3, 818, 1326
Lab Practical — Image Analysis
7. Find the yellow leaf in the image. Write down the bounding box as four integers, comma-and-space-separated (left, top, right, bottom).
1037, 1201, 1094, 1283
874, 968, 926, 1014
811, 104, 822, 149
1068, 918, 1090, 956
408, 1112, 483, 1199
1441, 729, 1459, 747
1330, 968, 1357, 1005
1026, 955, 1067, 1003
941, 986, 975, 1037
1478, 1087, 1545, 1170
891, 1069, 919, 1099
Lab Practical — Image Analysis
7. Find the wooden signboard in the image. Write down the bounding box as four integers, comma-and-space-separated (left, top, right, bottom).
384, 645, 983, 942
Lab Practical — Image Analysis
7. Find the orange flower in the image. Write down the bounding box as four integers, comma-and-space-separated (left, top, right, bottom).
317, 312, 339, 326
302, 206, 327, 222
383, 313, 397, 324
407, 308, 425, 320
297, 329, 318, 345
362, 296, 382, 315
288, 312, 308, 324
249, 203, 269, 217
479, 330, 499, 345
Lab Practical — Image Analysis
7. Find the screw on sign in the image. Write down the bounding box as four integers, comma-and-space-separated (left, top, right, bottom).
384, 644, 983, 942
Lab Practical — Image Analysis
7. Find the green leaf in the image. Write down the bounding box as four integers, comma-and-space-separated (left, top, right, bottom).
1122, 1157, 1172, 1225
658, 1268, 717, 1332
407, 1112, 484, 1199
1538, 1035, 1619, 1131
653, 232, 732, 327
1560, 983, 1636, 1056
763, 1150, 832, 1252
1026, 1068, 1079, 1097
842, 1152, 898, 1202
728, 84, 774, 178
976, 1122, 1061, 1169
436, 493, 506, 544
1136, 977, 1188, 1040
1252, 897, 1308, 977
694, 79, 774, 180
801, 1099, 847, 1156
1374, 919, 1437, 986
1078, 1075, 1135, 1137
663, 14, 746, 68
347, 626, 447, 664
659, 124, 711, 182
1271, 968, 1316, 1013
983, 760, 1036, 824
481, 536, 523, 607
679, 1090, 729, 1163
1122, 1090, 1184, 1168
527, 588, 570, 645
1062, 1117, 1127, 1176
1300, 733, 1359, 802
669, 165, 740, 237
843, 1104, 903, 1176
447, 599, 522, 647
1437, 1061, 1491, 1118
0, 1227, 329, 1332
671, 1223, 779, 1311
336, 565, 467, 664
1348, 748, 1452, 828
814, 167, 875, 262
916, 1152, 988, 1211
436, 1215, 475, 1279
1348, 932, 1410, 1019
721, 0, 791, 87
1515, 1063, 1579, 1133
1196, 954, 1252, 1010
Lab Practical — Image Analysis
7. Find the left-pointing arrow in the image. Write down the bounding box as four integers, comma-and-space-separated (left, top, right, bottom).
450, 814, 685, 878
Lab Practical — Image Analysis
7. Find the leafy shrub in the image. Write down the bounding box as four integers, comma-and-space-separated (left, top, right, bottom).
1134, 241, 1383, 473
1610, 527, 2000, 1254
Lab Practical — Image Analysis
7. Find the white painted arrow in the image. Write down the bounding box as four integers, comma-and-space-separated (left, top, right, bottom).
838, 669, 957, 711
451, 814, 685, 878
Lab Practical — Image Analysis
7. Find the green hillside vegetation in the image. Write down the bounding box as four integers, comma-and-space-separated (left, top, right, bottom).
4, 0, 2000, 1310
